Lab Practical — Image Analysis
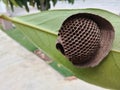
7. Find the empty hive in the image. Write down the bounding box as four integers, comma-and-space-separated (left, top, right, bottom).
56, 13, 114, 68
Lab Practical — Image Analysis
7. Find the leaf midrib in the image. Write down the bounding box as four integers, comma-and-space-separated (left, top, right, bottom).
0, 14, 119, 53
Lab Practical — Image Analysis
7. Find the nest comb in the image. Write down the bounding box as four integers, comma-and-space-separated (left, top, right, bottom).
56, 13, 114, 68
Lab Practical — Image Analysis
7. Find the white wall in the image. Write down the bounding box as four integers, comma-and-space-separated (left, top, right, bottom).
0, 0, 120, 16
0, 1, 7, 13
51, 0, 120, 14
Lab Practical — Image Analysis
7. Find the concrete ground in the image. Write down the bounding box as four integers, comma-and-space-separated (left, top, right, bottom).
0, 30, 106, 90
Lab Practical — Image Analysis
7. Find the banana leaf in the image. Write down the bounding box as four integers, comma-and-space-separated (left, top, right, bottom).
1, 8, 120, 89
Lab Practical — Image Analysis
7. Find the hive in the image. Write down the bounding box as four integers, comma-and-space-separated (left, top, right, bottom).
56, 13, 114, 68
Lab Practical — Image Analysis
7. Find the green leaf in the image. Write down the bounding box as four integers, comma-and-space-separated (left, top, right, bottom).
1, 9, 120, 89
28, 0, 35, 7
15, 0, 23, 7
68, 0, 74, 4
45, 0, 50, 10
2, 0, 9, 7
35, 0, 41, 10
22, 0, 29, 12
8, 0, 14, 11
10, 0, 18, 6
52, 0, 57, 6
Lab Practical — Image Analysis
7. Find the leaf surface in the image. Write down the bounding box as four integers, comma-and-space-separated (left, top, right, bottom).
1, 9, 120, 89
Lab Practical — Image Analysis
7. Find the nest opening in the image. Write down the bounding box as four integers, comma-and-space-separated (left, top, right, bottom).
56, 43, 65, 55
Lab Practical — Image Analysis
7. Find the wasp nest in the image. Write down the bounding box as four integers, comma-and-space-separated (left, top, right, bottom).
56, 13, 114, 68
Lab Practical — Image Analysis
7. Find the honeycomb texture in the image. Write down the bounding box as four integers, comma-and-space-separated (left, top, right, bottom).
58, 17, 101, 65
